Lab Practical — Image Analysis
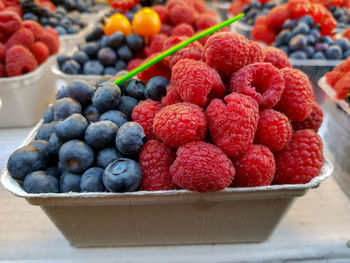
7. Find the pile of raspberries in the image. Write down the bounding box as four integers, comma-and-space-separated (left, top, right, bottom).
131, 31, 324, 193
0, 11, 60, 77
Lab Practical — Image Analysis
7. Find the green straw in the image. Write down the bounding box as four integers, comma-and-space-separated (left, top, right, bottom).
114, 13, 245, 86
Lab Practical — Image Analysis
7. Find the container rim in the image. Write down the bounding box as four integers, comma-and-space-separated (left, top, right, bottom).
52, 65, 105, 80
290, 59, 341, 67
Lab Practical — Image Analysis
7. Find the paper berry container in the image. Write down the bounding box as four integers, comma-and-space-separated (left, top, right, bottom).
0, 56, 57, 128
0, 121, 333, 247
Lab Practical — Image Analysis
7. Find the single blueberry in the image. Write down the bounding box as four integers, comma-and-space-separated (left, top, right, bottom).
56, 87, 69, 99
46, 167, 61, 178
117, 96, 139, 118
47, 132, 64, 156
306, 35, 316, 45
292, 22, 310, 36
72, 51, 89, 66
312, 52, 326, 60
57, 55, 69, 68
100, 110, 128, 127
289, 34, 307, 51
67, 25, 80, 34
108, 31, 125, 49
92, 82, 121, 112
83, 60, 104, 75
96, 148, 122, 169
83, 104, 101, 123
61, 60, 81, 75
289, 50, 307, 59
53, 98, 82, 121
126, 34, 145, 52
320, 36, 333, 45
145, 76, 169, 101
79, 43, 99, 58
98, 47, 117, 66
103, 158, 142, 192
29, 140, 50, 158
125, 79, 146, 100
282, 19, 297, 30
125, 11, 134, 21
55, 26, 67, 35
56, 113, 88, 140
115, 60, 127, 72
325, 45, 342, 60
298, 15, 314, 26
342, 49, 350, 59
43, 105, 54, 123
115, 122, 145, 156
104, 67, 117, 76
80, 167, 105, 192
23, 13, 38, 21
315, 42, 329, 52
117, 45, 133, 62
36, 122, 57, 141
304, 45, 315, 58
91, 26, 104, 40
98, 36, 109, 49
275, 30, 292, 46
60, 172, 81, 193
24, 171, 59, 193
67, 81, 94, 106
95, 76, 115, 87
85, 121, 118, 149
310, 28, 321, 40
333, 38, 350, 51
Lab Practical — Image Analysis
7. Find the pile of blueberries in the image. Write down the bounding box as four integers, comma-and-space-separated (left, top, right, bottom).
274, 15, 350, 60
58, 29, 144, 75
329, 6, 350, 29
241, 1, 277, 26
52, 0, 105, 13
7, 76, 169, 194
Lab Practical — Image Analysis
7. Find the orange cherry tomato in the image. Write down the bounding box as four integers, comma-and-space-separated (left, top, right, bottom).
132, 8, 161, 37
104, 13, 132, 36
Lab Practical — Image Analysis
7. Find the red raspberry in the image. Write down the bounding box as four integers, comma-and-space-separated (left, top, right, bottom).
275, 129, 323, 185
131, 99, 162, 139
162, 35, 203, 52
195, 14, 217, 30
0, 32, 8, 43
166, 0, 187, 11
255, 16, 267, 26
190, 0, 206, 14
0, 43, 6, 63
263, 47, 292, 69
171, 59, 225, 107
232, 144, 275, 187
127, 58, 143, 71
251, 25, 276, 45
170, 141, 235, 193
169, 5, 196, 26
4, 5, 22, 16
266, 5, 291, 32
0, 63, 6, 77
151, 5, 169, 23
255, 109, 292, 152
139, 139, 176, 191
202, 32, 264, 79
5, 45, 38, 77
31, 41, 49, 65
137, 53, 171, 82
170, 47, 202, 68
276, 68, 313, 122
206, 93, 259, 158
325, 71, 345, 87
161, 85, 183, 106
228, 1, 244, 15
0, 11, 22, 36
0, 0, 4, 9
23, 20, 44, 40
5, 28, 35, 50
333, 71, 350, 100
153, 102, 207, 148
230, 62, 285, 109
205, 10, 217, 18
292, 102, 323, 132
39, 1, 56, 13
160, 23, 174, 36
40, 32, 60, 55
149, 33, 168, 54
45, 27, 59, 39
172, 23, 194, 37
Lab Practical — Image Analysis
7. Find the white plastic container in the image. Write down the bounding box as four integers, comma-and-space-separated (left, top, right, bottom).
0, 56, 57, 128
59, 23, 93, 54
0, 122, 333, 247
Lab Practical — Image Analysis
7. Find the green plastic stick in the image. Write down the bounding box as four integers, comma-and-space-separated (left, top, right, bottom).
114, 13, 245, 86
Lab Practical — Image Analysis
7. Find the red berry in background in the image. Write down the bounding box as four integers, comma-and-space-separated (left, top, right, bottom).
172, 23, 194, 37
31, 41, 49, 65
251, 25, 276, 45
169, 47, 202, 68
275, 129, 323, 185
263, 47, 292, 69
266, 5, 291, 32
292, 102, 323, 132
40, 32, 60, 55
170, 141, 235, 193
23, 20, 44, 40
127, 58, 143, 71
0, 43, 6, 63
139, 139, 176, 191
333, 71, 350, 99
325, 71, 345, 87
160, 23, 174, 36
45, 27, 59, 39
4, 5, 22, 16
5, 28, 35, 50
0, 11, 22, 36
5, 45, 38, 77
232, 144, 275, 187
169, 5, 196, 26
195, 13, 217, 30
160, 84, 183, 106
152, 5, 169, 23
0, 63, 6, 77
149, 33, 168, 55
137, 53, 171, 82
255, 109, 292, 152
153, 102, 207, 148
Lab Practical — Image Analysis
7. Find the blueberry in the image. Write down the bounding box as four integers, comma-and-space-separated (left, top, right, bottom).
85, 121, 118, 148
29, 140, 50, 157
98, 47, 117, 66
292, 22, 309, 36
117, 96, 139, 118
126, 34, 145, 52
282, 19, 297, 30
275, 30, 292, 46
115, 60, 127, 72
46, 167, 61, 178
304, 45, 315, 58
310, 28, 320, 40
59, 140, 94, 173
7, 145, 46, 180
60, 172, 81, 193
98, 36, 109, 49
43, 105, 54, 123
289, 34, 307, 51
342, 49, 350, 59
83, 60, 104, 75
53, 98, 82, 121
47, 132, 64, 156
306, 35, 316, 45
125, 12, 134, 21
91, 26, 104, 41
312, 52, 326, 59
96, 148, 122, 169
92, 82, 121, 112
67, 25, 80, 34
95, 76, 115, 86
80, 167, 105, 192
49, 17, 59, 27
85, 33, 95, 42
56, 87, 69, 100
298, 15, 314, 26
315, 42, 329, 52
333, 38, 350, 51
23, 171, 59, 193
125, 79, 146, 100
79, 43, 99, 58
57, 55, 69, 68
104, 67, 117, 76
67, 81, 94, 106
279, 45, 289, 55
115, 122, 145, 156
145, 76, 169, 101
320, 36, 333, 44
103, 158, 142, 192
72, 51, 89, 66
23, 13, 38, 21
117, 45, 133, 62
108, 31, 125, 49
55, 113, 88, 140
61, 60, 81, 75
55, 26, 67, 35
325, 45, 342, 60
36, 122, 57, 141
100, 110, 128, 127
289, 50, 307, 59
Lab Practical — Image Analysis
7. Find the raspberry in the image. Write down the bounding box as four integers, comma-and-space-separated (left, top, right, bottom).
205, 10, 217, 18
266, 5, 291, 32
251, 25, 276, 45
0, 43, 6, 63
183, 0, 206, 14
232, 144, 275, 187
230, 62, 285, 109
170, 141, 235, 193
172, 23, 194, 37
0, 0, 4, 9
4, 5, 22, 16
127, 58, 143, 71
5, 45, 38, 77
40, 32, 60, 55
137, 53, 171, 82
152, 5, 169, 23
206, 93, 259, 158
5, 28, 35, 50
171, 59, 225, 107
23, 20, 44, 40
202, 32, 264, 79
169, 47, 202, 68
0, 11, 22, 36
228, 1, 244, 15
166, 0, 187, 11
195, 14, 217, 30
161, 85, 183, 106
325, 71, 345, 87
169, 5, 196, 26
0, 32, 8, 43
45, 27, 59, 39
162, 36, 203, 53
0, 63, 6, 77
131, 99, 162, 139
139, 140, 176, 191
255, 109, 292, 152
292, 102, 323, 132
333, 57, 350, 72
333, 72, 350, 100
31, 41, 49, 65
255, 16, 267, 26
160, 23, 174, 36
153, 102, 207, 148
276, 68, 313, 122
275, 129, 323, 185
149, 33, 168, 54
263, 47, 292, 69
